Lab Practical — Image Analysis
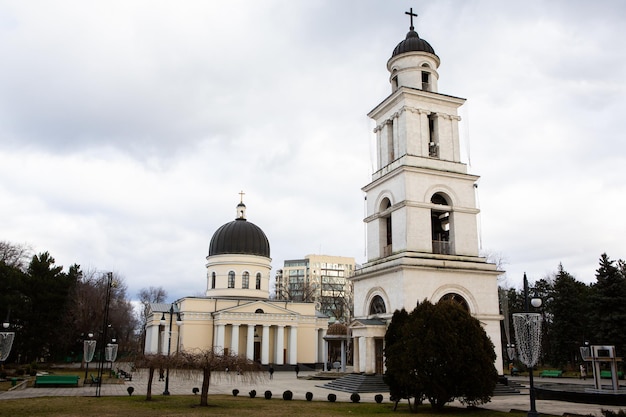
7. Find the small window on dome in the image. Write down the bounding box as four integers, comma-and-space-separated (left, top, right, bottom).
211, 272, 216, 289
242, 271, 249, 289
255, 273, 261, 290
228, 271, 235, 288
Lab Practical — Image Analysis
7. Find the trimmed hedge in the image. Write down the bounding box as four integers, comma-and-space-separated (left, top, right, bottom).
305, 391, 313, 401
350, 393, 361, 403
232, 389, 239, 397
374, 394, 383, 403
327, 393, 337, 402
282, 390, 293, 400
249, 390, 256, 398
264, 390, 272, 399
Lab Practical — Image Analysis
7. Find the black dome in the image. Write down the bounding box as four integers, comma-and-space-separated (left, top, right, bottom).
391, 30, 437, 58
209, 218, 270, 257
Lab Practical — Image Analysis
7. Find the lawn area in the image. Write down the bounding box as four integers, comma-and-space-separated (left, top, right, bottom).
0, 395, 549, 417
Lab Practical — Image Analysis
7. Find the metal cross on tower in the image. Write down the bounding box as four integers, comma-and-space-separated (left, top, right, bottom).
405, 8, 418, 30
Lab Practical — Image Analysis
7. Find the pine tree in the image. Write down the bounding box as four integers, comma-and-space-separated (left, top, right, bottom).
550, 264, 591, 367
591, 254, 626, 355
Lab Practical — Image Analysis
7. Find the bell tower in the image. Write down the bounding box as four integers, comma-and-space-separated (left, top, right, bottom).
351, 9, 503, 375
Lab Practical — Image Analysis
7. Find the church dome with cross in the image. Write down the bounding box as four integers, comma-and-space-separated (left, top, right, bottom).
391, 8, 437, 58
209, 201, 270, 258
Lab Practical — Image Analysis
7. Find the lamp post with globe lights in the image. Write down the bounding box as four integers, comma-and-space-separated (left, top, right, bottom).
160, 304, 182, 395
513, 273, 543, 417
0, 318, 16, 369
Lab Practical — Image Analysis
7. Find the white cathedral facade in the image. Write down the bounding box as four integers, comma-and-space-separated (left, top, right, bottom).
349, 17, 503, 375
144, 12, 503, 376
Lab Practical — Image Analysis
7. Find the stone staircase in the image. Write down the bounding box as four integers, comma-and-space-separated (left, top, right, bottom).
318, 373, 388, 393
318, 373, 522, 396
493, 377, 523, 396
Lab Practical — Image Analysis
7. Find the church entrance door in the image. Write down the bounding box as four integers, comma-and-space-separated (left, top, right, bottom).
254, 341, 261, 362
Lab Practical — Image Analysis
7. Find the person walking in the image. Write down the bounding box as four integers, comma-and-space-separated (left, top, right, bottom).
580, 364, 587, 380
295, 364, 300, 378
269, 365, 274, 380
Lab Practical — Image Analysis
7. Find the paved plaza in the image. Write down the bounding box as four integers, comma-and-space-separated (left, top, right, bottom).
1, 369, 625, 416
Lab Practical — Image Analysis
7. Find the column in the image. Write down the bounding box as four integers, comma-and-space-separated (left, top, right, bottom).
358, 336, 366, 374
322, 339, 328, 371
366, 337, 376, 374
246, 325, 255, 361
353, 337, 360, 373
160, 328, 167, 354
261, 325, 270, 365
288, 326, 298, 365
340, 339, 346, 372
231, 324, 240, 356
275, 325, 285, 365
215, 324, 225, 351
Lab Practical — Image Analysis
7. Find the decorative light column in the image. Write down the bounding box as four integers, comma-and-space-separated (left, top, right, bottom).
513, 273, 543, 417
0, 319, 16, 369
83, 332, 96, 382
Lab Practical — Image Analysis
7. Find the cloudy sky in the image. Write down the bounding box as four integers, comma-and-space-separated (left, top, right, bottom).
1, 0, 624, 301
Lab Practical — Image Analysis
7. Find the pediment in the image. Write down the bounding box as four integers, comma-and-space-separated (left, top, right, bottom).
217, 300, 299, 316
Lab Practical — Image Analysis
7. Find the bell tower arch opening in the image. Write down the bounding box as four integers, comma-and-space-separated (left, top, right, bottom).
379, 198, 393, 257
431, 193, 452, 255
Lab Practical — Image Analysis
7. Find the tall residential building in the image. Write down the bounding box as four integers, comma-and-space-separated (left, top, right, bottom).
275, 254, 355, 322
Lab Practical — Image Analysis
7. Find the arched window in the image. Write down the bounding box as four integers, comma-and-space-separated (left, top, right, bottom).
255, 273, 262, 290
255, 308, 264, 314
211, 272, 216, 289
369, 295, 387, 315
440, 293, 470, 312
431, 193, 451, 254
242, 271, 249, 289
228, 271, 235, 288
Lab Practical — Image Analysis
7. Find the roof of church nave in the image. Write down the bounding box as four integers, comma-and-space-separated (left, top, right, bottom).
208, 201, 271, 258
391, 9, 437, 58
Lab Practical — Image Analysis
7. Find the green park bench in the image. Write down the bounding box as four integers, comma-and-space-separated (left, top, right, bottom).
600, 371, 624, 379
539, 370, 563, 378
34, 375, 80, 387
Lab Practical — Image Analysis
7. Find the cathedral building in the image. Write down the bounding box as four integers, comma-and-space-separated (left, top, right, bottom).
144, 200, 329, 367
349, 13, 503, 375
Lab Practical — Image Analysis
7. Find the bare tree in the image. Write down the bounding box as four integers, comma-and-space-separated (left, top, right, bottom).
137, 286, 168, 324
134, 350, 263, 404
0, 241, 32, 271
174, 349, 263, 406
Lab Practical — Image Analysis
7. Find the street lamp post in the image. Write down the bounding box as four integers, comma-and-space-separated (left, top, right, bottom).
513, 273, 543, 417
160, 304, 182, 396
